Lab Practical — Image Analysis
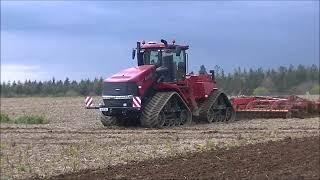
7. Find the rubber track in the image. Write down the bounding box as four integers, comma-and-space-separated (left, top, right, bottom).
100, 115, 118, 126
198, 90, 231, 122
140, 92, 186, 128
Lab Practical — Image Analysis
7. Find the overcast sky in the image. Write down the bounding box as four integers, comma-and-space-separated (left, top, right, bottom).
1, 1, 319, 82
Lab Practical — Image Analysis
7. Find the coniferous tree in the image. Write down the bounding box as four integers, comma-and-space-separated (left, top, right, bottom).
199, 65, 208, 75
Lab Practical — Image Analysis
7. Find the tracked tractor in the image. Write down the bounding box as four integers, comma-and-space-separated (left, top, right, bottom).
86, 39, 234, 128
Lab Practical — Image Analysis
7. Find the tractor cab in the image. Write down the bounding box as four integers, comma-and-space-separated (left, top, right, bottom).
132, 39, 189, 82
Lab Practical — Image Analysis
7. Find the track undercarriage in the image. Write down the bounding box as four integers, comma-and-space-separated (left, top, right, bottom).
100, 90, 235, 128
198, 90, 235, 123
140, 92, 192, 128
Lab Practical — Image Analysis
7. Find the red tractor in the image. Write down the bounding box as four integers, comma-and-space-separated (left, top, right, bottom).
86, 39, 234, 128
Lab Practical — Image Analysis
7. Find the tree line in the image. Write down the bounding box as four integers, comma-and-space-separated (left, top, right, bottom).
200, 64, 319, 95
1, 77, 104, 97
0, 64, 319, 97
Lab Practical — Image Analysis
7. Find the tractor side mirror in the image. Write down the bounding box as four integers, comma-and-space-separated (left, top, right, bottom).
132, 49, 136, 59
209, 70, 215, 80
175, 47, 181, 56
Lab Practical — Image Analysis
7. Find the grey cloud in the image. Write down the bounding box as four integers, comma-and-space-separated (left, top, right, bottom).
1, 1, 318, 80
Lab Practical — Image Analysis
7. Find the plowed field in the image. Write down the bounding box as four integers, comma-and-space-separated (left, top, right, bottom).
0, 97, 319, 179
52, 136, 320, 180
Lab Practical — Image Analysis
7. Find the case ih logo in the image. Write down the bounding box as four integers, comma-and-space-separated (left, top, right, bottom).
85, 96, 93, 107
132, 96, 141, 108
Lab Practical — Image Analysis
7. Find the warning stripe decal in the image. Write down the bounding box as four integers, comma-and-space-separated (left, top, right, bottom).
132, 96, 141, 108
85, 96, 93, 107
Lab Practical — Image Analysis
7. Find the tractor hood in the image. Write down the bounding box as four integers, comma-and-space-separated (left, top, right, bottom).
105, 65, 156, 83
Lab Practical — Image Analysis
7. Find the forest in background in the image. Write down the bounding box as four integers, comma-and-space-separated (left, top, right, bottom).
0, 64, 319, 97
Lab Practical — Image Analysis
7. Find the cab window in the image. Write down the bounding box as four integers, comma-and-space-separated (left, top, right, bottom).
162, 49, 186, 81
143, 50, 160, 66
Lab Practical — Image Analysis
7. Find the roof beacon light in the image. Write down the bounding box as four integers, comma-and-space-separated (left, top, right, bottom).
172, 39, 176, 45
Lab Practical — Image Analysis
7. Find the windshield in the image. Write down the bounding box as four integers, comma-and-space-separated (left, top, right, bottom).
142, 49, 184, 66
143, 50, 161, 66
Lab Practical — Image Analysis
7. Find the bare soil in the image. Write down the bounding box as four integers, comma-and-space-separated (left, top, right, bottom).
51, 136, 320, 180
0, 97, 319, 179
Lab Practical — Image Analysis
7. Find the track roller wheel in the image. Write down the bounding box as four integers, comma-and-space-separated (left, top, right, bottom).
225, 107, 235, 122
177, 109, 189, 125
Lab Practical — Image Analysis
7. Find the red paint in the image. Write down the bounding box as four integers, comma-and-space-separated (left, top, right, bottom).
230, 95, 320, 113
104, 65, 156, 96
154, 74, 217, 111
185, 74, 217, 100
105, 65, 155, 83
103, 41, 218, 112
104, 67, 217, 111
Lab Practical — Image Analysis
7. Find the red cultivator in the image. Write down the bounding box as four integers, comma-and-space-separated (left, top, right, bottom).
230, 95, 320, 119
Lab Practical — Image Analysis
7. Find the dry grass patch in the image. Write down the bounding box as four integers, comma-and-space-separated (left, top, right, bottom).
0, 113, 47, 124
